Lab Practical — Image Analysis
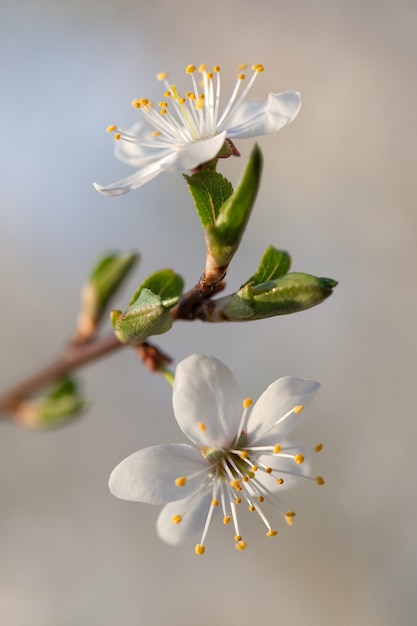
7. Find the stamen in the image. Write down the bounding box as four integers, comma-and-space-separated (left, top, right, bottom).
223, 516, 231, 524
106, 125, 117, 132
243, 397, 253, 409
316, 476, 325, 485
266, 529, 278, 537
252, 63, 265, 72
198, 422, 206, 432
195, 544, 205, 555
273, 444, 281, 455
315, 443, 323, 452
235, 540, 247, 551
171, 515, 182, 524
157, 72, 168, 81
132, 100, 141, 108
276, 478, 284, 485
175, 476, 186, 487
114, 133, 121, 141
186, 64, 196, 74
294, 454, 305, 465
294, 404, 304, 413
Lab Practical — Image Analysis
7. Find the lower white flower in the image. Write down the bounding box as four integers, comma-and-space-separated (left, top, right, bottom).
94, 63, 301, 196
109, 354, 324, 554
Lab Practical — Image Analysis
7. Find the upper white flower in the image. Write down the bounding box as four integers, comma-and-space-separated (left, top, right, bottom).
94, 64, 301, 196
109, 354, 323, 555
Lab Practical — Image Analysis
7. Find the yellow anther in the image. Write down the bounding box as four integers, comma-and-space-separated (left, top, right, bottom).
258, 495, 264, 503
179, 97, 186, 104
171, 515, 182, 524
157, 72, 167, 81
160, 109, 167, 116
175, 476, 186, 487
106, 124, 117, 133
223, 516, 231, 525
243, 397, 253, 409
265, 467, 272, 474
238, 73, 245, 80
285, 511, 296, 525
132, 99, 141, 108
195, 98, 204, 111
294, 454, 305, 465
273, 444, 281, 455
235, 498, 242, 504
151, 130, 161, 137
114, 133, 121, 141
186, 64, 196, 74
316, 476, 325, 485
159, 101, 168, 108
237, 63, 248, 71
249, 505, 255, 512
188, 93, 196, 100
267, 529, 278, 537
140, 98, 150, 106
213, 65, 220, 72
207, 72, 213, 79
294, 404, 304, 414
199, 63, 207, 73
164, 90, 171, 98
235, 540, 247, 551
251, 465, 258, 472
195, 544, 205, 555
240, 450, 248, 459
242, 476, 249, 483
315, 443, 323, 452
230, 479, 241, 490
234, 535, 242, 541
198, 422, 206, 432
252, 63, 265, 73
212, 499, 219, 507
276, 478, 284, 485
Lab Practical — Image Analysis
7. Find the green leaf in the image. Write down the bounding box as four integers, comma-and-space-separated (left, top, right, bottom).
222, 273, 337, 320
129, 269, 184, 308
112, 270, 184, 345
246, 246, 291, 286
206, 144, 263, 267
18, 377, 86, 429
184, 170, 233, 228
77, 251, 139, 342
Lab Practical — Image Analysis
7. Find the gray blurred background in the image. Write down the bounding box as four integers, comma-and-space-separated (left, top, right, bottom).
1, 0, 416, 624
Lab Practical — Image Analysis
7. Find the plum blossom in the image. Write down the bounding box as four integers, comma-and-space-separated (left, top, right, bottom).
109, 355, 323, 555
94, 64, 301, 196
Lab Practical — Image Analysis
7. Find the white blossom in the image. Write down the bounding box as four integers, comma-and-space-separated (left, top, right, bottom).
109, 355, 323, 555
94, 64, 301, 196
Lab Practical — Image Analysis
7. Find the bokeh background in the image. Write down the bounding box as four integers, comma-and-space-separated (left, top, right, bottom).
1, 0, 416, 624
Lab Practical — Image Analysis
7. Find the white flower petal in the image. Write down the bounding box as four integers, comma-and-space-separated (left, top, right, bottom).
157, 490, 216, 545
225, 91, 301, 139
247, 376, 320, 445
93, 150, 178, 196
115, 120, 174, 168
168, 132, 227, 171
173, 355, 243, 448
108, 443, 207, 504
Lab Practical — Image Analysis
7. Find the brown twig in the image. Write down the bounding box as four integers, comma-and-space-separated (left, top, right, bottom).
0, 334, 123, 415
0, 250, 230, 417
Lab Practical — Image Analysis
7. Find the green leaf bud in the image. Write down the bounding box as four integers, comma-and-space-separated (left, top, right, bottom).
76, 251, 139, 342
111, 270, 184, 345
15, 378, 86, 429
